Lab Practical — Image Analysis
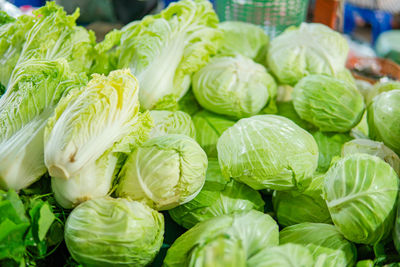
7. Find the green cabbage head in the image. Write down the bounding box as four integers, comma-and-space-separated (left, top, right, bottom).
217, 115, 318, 190
192, 55, 277, 119
365, 81, 400, 105
367, 89, 400, 154
280, 223, 357, 266
323, 153, 399, 244
247, 244, 315, 267
163, 210, 279, 267
116, 134, 208, 210
149, 110, 195, 139
293, 74, 365, 132
217, 21, 269, 62
192, 110, 236, 157
65, 197, 164, 267
169, 158, 265, 229
267, 23, 348, 85
342, 139, 400, 176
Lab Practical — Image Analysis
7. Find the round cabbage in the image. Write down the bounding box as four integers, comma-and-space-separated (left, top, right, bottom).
342, 139, 400, 176
323, 153, 399, 244
163, 210, 279, 267
116, 134, 208, 210
280, 223, 357, 266
169, 158, 264, 229
64, 197, 164, 267
267, 23, 349, 85
217, 115, 318, 190
293, 74, 365, 132
149, 110, 196, 139
367, 89, 400, 154
192, 55, 277, 118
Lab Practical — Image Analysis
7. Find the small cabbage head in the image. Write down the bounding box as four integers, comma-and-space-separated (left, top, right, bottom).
169, 158, 265, 229
342, 139, 400, 176
293, 74, 365, 132
247, 244, 315, 267
192, 55, 277, 119
64, 197, 164, 267
116, 134, 208, 210
149, 110, 195, 139
217, 115, 318, 190
217, 21, 269, 62
163, 210, 279, 267
323, 153, 399, 244
192, 110, 236, 157
367, 90, 400, 154
365, 81, 400, 105
280, 223, 357, 266
273, 173, 331, 227
267, 23, 349, 85
312, 131, 352, 172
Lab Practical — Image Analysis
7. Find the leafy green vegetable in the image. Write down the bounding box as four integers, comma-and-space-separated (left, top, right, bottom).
273, 173, 331, 227
247, 244, 315, 267
192, 110, 235, 157
116, 0, 221, 110
116, 134, 208, 210
64, 197, 164, 267
365, 81, 400, 105
163, 210, 278, 266
0, 59, 85, 191
342, 139, 400, 176
192, 55, 277, 118
368, 89, 400, 154
276, 101, 315, 131
293, 74, 365, 132
323, 153, 399, 244
217, 115, 318, 190
280, 223, 357, 266
149, 110, 195, 139
45, 69, 152, 208
312, 130, 352, 172
169, 158, 264, 229
217, 21, 269, 62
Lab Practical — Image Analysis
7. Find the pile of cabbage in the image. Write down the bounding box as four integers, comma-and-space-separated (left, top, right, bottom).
1, 1, 400, 266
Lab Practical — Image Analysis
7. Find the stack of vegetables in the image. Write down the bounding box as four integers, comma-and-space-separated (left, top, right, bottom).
1, 0, 400, 266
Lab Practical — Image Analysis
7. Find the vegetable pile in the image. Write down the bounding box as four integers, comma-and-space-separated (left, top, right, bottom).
1, 0, 400, 266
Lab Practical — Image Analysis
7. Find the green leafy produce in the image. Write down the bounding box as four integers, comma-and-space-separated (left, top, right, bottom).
0, 188, 64, 266
342, 139, 400, 176
368, 89, 400, 154
149, 110, 195, 139
280, 223, 357, 266
64, 197, 164, 267
273, 173, 331, 227
293, 74, 365, 132
0, 2, 95, 86
44, 69, 152, 208
217, 21, 269, 62
247, 244, 315, 267
217, 115, 318, 190
163, 210, 278, 266
0, 59, 85, 191
192, 55, 277, 118
192, 110, 235, 157
312, 130, 352, 172
116, 134, 208, 210
116, 0, 221, 110
323, 153, 399, 244
276, 101, 315, 131
365, 81, 400, 105
267, 23, 349, 85
169, 158, 264, 229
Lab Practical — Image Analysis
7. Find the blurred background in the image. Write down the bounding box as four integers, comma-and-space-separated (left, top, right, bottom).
2, 0, 400, 80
